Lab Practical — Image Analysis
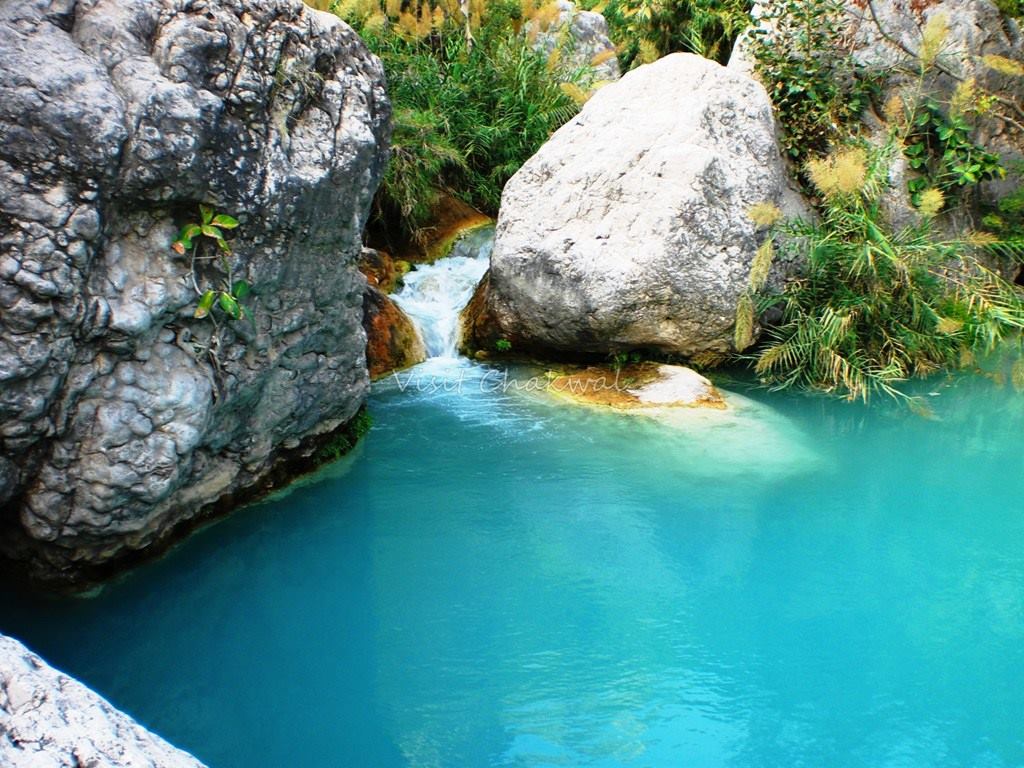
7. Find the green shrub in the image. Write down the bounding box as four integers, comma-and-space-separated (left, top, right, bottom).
374, 107, 468, 232
334, 0, 589, 242
994, 0, 1022, 17
583, 0, 750, 68
740, 0, 1024, 404
901, 97, 1004, 208
747, 141, 1024, 403
748, 0, 878, 164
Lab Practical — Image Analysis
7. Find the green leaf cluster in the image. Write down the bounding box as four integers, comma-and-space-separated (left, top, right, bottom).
750, 141, 1024, 403
173, 204, 239, 254
903, 100, 1004, 206
748, 0, 879, 164
172, 205, 252, 324
194, 280, 251, 321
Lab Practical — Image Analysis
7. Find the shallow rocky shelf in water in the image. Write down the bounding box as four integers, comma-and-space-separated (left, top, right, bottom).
545, 363, 728, 410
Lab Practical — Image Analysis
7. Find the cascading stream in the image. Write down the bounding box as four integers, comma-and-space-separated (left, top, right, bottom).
391, 226, 493, 359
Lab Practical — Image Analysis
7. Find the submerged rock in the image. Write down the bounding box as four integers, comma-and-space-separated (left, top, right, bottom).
504, 361, 822, 479
465, 53, 806, 361
547, 363, 727, 409
0, 634, 204, 767
0, 0, 389, 586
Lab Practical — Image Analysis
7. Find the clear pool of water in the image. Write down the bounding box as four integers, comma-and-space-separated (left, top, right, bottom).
2, 360, 1023, 767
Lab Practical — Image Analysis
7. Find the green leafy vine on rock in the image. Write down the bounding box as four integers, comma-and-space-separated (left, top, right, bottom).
748, 0, 879, 165
172, 204, 252, 324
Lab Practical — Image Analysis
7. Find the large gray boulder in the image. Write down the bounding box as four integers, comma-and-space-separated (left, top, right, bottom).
464, 53, 805, 359
0, 0, 389, 586
1, 634, 204, 767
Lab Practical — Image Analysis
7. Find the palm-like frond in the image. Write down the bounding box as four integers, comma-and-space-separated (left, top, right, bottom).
751, 138, 1024, 403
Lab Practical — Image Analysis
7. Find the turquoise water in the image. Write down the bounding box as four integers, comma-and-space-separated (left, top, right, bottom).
2, 359, 1024, 767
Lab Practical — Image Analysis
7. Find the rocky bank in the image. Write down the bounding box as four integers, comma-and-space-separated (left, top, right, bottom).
0, 0, 390, 587
0, 633, 204, 767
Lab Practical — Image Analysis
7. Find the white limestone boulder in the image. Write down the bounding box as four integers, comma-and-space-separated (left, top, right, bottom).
465, 53, 807, 359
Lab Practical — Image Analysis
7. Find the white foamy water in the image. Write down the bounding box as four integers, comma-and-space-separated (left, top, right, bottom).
391, 226, 493, 358
387, 224, 815, 475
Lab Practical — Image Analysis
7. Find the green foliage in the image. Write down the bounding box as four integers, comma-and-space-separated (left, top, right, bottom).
495, 338, 513, 352
903, 99, 1004, 206
314, 408, 373, 464
583, 0, 750, 68
749, 0, 878, 164
750, 141, 1024, 403
609, 350, 643, 370
981, 181, 1024, 262
172, 205, 251, 323
376, 107, 468, 230
336, 0, 588, 242
994, 0, 1022, 17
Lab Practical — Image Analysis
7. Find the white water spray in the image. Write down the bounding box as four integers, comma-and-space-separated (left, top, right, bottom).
392, 226, 493, 359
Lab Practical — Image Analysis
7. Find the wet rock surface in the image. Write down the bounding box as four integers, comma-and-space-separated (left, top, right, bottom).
363, 284, 427, 379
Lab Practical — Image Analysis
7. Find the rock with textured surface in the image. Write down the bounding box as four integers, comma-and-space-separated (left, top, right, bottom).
363, 285, 427, 379
465, 53, 806, 359
844, 0, 1024, 198
0, 634, 204, 767
0, 0, 389, 586
843, 0, 1020, 74
527, 0, 620, 82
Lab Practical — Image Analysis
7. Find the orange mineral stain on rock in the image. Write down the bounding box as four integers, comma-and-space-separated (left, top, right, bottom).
547, 363, 727, 410
400, 194, 494, 264
362, 286, 426, 380
359, 247, 409, 294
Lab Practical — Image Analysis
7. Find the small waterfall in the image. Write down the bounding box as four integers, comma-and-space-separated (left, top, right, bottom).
392, 226, 493, 359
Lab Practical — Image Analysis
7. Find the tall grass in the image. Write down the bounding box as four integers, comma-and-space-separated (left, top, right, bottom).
582, 0, 750, 68
746, 140, 1024, 404
331, 0, 591, 244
